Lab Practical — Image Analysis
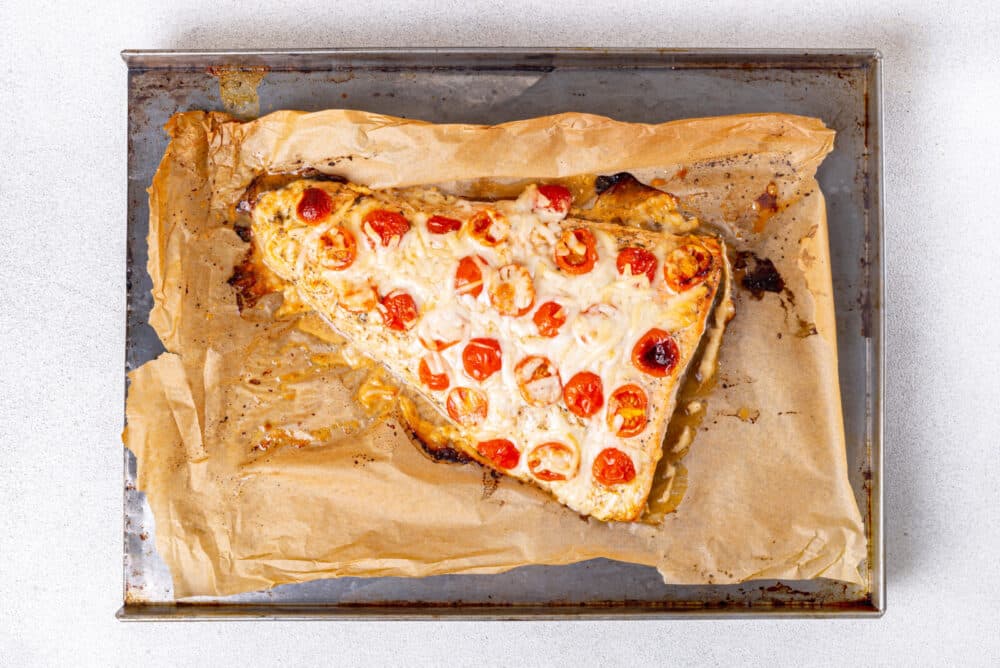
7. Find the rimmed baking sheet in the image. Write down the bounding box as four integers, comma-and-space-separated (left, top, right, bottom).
120, 48, 883, 619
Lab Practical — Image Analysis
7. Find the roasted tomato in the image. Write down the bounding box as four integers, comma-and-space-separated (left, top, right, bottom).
533, 184, 573, 216
362, 209, 411, 247
296, 187, 333, 223
563, 371, 604, 418
607, 384, 649, 437
489, 264, 535, 317
446, 387, 488, 426
379, 290, 419, 331
554, 228, 598, 274
455, 255, 487, 298
317, 226, 357, 270
477, 438, 521, 470
616, 246, 657, 283
468, 208, 509, 246
417, 307, 468, 351
338, 281, 378, 313
631, 328, 679, 377
664, 242, 714, 292
418, 353, 450, 391
514, 356, 562, 406
527, 442, 579, 482
592, 447, 636, 486
426, 214, 463, 234
462, 337, 502, 381
532, 301, 567, 338
571, 303, 619, 347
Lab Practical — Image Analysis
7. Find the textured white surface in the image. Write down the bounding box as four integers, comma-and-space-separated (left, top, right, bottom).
1, 0, 999, 665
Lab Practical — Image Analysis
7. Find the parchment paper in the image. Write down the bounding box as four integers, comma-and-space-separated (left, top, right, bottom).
124, 110, 866, 598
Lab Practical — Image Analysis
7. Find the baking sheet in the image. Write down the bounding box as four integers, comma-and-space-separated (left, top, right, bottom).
120, 49, 883, 618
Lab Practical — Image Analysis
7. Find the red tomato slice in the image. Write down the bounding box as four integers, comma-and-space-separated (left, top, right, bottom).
362, 209, 411, 247
631, 328, 679, 377
476, 439, 521, 470
468, 208, 509, 246
554, 228, 597, 274
607, 384, 649, 437
527, 442, 578, 482
489, 263, 535, 317
534, 184, 572, 216
592, 448, 636, 486
418, 354, 450, 391
616, 246, 657, 283
338, 282, 378, 313
426, 214, 462, 234
296, 187, 333, 223
455, 255, 486, 298
514, 356, 562, 406
563, 371, 604, 418
318, 226, 357, 270
462, 338, 502, 381
532, 301, 567, 337
379, 290, 419, 331
416, 307, 468, 352
664, 242, 714, 292
446, 387, 488, 426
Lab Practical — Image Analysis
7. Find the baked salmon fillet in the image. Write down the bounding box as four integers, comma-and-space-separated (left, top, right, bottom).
247, 178, 726, 521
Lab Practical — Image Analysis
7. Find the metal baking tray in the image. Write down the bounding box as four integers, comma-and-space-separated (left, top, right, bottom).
119, 48, 884, 619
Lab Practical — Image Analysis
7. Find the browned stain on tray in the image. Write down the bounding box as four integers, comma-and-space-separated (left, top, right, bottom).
208, 66, 268, 119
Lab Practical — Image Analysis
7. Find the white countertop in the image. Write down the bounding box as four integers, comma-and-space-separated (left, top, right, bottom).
2, 0, 999, 665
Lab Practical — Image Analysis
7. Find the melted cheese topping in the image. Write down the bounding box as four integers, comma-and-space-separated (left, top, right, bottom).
252, 180, 724, 521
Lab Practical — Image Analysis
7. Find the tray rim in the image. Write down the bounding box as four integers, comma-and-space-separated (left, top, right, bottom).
119, 46, 885, 620
120, 46, 883, 72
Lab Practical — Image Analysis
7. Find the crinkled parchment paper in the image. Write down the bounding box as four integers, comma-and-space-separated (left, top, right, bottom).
124, 110, 866, 598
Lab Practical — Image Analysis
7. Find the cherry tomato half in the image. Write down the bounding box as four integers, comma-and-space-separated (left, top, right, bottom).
362, 209, 411, 247
477, 438, 521, 470
446, 387, 488, 426
616, 246, 657, 283
563, 371, 604, 418
554, 228, 598, 275
532, 301, 567, 337
631, 328, 679, 377
527, 442, 578, 482
426, 214, 462, 234
592, 448, 636, 486
379, 290, 419, 331
607, 384, 649, 437
297, 187, 333, 223
462, 337, 502, 381
418, 354, 450, 391
534, 184, 572, 216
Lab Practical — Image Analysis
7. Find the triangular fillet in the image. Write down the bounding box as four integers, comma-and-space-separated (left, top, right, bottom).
249, 178, 726, 521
